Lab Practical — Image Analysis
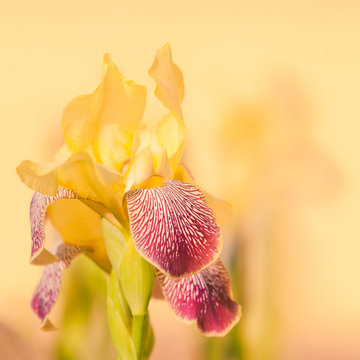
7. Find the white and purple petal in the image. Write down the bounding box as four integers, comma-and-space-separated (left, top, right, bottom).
31, 243, 87, 327
156, 260, 241, 336
30, 187, 79, 264
126, 180, 222, 279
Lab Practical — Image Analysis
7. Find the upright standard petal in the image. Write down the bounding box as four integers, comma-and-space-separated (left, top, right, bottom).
62, 54, 147, 173
156, 261, 241, 336
125, 179, 222, 279
149, 44, 186, 175
125, 124, 171, 190
30, 187, 79, 264
31, 243, 87, 328
156, 113, 185, 176
148, 43, 184, 120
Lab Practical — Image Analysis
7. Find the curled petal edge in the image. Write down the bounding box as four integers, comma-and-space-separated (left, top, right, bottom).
156, 260, 241, 336
29, 186, 115, 266
17, 151, 123, 203
30, 187, 80, 264
31, 243, 88, 329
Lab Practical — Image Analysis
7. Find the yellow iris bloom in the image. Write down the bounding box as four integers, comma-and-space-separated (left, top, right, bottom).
16, 44, 240, 337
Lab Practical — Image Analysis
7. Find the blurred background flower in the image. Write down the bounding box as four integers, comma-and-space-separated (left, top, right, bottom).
1, 0, 360, 359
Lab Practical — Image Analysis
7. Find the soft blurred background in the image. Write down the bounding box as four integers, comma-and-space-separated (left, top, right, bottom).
1, 0, 360, 359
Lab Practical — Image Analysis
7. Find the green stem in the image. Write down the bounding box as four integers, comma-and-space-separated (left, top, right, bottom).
132, 314, 145, 359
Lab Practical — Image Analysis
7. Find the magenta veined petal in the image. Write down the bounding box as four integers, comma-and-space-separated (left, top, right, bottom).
126, 179, 222, 279
30, 187, 79, 264
31, 243, 87, 327
156, 260, 241, 336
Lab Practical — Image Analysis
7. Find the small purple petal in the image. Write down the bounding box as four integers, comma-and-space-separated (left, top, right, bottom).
31, 244, 87, 323
30, 187, 79, 263
156, 260, 241, 336
126, 180, 222, 279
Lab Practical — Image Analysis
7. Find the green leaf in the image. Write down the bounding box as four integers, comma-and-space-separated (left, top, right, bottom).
107, 271, 136, 360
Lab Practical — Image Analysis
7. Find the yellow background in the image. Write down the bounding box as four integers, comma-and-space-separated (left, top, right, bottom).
1, 0, 360, 359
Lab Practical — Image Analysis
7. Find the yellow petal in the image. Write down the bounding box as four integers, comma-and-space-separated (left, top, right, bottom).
54, 143, 71, 162
174, 164, 232, 227
157, 113, 185, 175
57, 151, 124, 203
152, 146, 171, 178
47, 199, 111, 272
130, 115, 182, 181
16, 160, 59, 195
126, 123, 171, 189
17, 152, 127, 224
148, 43, 184, 121
126, 146, 155, 191
173, 163, 195, 184
62, 54, 147, 173
61, 94, 96, 155
203, 191, 232, 228
148, 44, 186, 174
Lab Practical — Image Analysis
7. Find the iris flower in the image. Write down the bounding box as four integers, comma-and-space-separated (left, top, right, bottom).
17, 44, 241, 338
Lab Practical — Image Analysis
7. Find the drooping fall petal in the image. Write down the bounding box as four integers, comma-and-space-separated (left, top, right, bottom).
126, 179, 222, 279
156, 260, 241, 336
29, 186, 113, 270
30, 187, 79, 264
62, 54, 147, 173
31, 243, 87, 328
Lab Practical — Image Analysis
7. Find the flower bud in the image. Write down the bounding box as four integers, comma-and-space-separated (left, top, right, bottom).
119, 241, 154, 316
107, 271, 136, 360
102, 218, 127, 277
